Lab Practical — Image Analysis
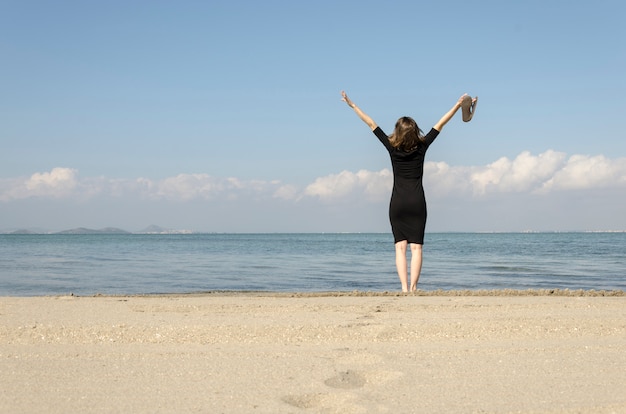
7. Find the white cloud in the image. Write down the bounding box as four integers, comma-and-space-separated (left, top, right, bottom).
0, 167, 78, 201
423, 161, 471, 197
1, 152, 625, 204
152, 174, 224, 200
539, 154, 626, 192
140, 174, 288, 201
304, 169, 391, 201
468, 150, 567, 195
273, 184, 299, 200
302, 150, 625, 201
25, 167, 78, 192
3, 153, 626, 233
425, 151, 626, 197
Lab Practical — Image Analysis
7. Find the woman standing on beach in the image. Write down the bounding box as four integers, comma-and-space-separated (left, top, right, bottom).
341, 91, 476, 292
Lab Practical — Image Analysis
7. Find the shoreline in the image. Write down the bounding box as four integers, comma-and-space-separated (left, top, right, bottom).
2, 293, 625, 413
159, 288, 626, 297
14, 288, 626, 298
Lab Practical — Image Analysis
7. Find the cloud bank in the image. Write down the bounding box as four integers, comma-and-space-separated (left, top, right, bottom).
1, 151, 626, 203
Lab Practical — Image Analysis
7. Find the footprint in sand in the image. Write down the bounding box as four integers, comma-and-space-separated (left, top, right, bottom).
281, 393, 323, 409
324, 370, 366, 389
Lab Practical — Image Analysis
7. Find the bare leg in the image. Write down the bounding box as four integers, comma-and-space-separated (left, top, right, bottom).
395, 241, 408, 292
409, 243, 423, 292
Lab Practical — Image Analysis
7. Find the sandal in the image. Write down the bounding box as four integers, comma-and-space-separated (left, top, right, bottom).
461, 95, 478, 122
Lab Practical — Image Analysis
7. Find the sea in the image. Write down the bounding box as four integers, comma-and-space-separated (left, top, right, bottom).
0, 233, 624, 296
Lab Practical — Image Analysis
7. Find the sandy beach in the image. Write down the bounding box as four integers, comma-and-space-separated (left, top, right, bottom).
1, 291, 625, 413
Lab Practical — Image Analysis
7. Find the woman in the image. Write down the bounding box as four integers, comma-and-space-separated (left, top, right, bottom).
341, 91, 475, 292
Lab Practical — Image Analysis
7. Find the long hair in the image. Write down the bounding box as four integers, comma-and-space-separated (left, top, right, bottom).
388, 116, 424, 151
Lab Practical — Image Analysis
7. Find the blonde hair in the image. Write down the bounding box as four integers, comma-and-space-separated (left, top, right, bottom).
388, 116, 424, 151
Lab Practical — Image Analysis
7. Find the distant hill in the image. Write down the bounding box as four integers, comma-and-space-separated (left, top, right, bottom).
1, 225, 194, 235
10, 229, 39, 234
55, 227, 131, 235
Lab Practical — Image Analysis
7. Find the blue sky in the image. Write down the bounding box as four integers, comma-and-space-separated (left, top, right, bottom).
1, 0, 625, 232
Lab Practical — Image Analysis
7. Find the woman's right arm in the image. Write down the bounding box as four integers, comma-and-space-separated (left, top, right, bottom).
341, 91, 378, 131
433, 94, 474, 131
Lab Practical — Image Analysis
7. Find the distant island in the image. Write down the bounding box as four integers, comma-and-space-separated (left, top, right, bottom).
8, 229, 40, 235
3, 225, 194, 235
55, 227, 131, 235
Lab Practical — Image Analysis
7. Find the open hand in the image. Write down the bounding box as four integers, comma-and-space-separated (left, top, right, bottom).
341, 91, 355, 108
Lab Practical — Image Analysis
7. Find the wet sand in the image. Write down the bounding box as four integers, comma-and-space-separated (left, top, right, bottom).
1, 291, 625, 413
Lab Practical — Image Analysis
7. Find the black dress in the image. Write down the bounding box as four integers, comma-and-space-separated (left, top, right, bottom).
373, 127, 439, 244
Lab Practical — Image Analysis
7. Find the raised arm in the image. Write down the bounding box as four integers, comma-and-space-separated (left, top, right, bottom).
433, 94, 476, 131
341, 91, 378, 131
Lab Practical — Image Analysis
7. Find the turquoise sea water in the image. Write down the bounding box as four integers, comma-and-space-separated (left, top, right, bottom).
0, 233, 624, 296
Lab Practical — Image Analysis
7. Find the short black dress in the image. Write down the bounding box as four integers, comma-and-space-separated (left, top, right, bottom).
373, 127, 439, 244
